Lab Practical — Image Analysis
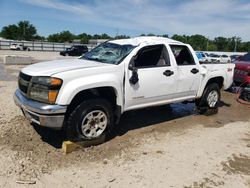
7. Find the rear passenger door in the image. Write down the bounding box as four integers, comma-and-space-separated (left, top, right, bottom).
169, 45, 201, 98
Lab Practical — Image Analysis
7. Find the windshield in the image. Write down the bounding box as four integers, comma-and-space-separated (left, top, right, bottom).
81, 42, 135, 64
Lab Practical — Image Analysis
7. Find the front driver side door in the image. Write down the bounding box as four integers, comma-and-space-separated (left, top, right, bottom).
124, 44, 178, 111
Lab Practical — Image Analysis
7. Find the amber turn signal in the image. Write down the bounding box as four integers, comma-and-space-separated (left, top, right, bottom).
51, 78, 62, 86
48, 91, 59, 103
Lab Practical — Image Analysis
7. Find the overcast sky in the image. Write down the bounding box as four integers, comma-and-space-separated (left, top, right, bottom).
0, 0, 250, 41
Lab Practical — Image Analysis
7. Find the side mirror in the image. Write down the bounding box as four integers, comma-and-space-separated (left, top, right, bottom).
128, 61, 139, 85
128, 63, 134, 71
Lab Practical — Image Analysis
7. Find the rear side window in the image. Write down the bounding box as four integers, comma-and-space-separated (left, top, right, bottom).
134, 45, 170, 68
170, 45, 195, 66
222, 55, 228, 58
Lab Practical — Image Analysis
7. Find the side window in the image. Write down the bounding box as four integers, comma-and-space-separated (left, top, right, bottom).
134, 45, 170, 68
170, 45, 195, 66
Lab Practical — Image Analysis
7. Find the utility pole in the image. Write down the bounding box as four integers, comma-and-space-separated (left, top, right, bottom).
234, 37, 239, 52
23, 25, 26, 40
206, 37, 209, 51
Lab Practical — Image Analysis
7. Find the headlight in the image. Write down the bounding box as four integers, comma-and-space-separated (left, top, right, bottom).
29, 77, 62, 104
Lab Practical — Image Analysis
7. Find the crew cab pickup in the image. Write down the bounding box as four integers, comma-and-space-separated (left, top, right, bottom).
14, 37, 235, 141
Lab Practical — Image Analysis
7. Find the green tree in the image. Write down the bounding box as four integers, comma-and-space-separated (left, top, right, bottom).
17, 21, 37, 40
214, 37, 229, 51
162, 34, 169, 38
115, 35, 130, 39
76, 33, 92, 44
188, 35, 208, 51
0, 20, 37, 40
207, 43, 217, 51
241, 42, 250, 52
171, 34, 187, 43
0, 24, 19, 40
100, 33, 111, 39
47, 31, 75, 43
147, 33, 156, 36
47, 33, 60, 42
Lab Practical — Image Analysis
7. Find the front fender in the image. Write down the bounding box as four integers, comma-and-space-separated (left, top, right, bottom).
56, 74, 123, 107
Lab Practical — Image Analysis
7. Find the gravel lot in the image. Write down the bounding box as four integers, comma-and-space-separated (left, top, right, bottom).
0, 51, 250, 188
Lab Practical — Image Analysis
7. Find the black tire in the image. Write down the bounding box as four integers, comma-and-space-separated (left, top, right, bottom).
196, 83, 221, 115
65, 99, 114, 142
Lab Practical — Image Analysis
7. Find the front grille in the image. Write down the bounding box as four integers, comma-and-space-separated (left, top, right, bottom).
18, 72, 32, 95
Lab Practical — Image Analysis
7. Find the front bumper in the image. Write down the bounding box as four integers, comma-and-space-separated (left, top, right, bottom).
14, 89, 67, 129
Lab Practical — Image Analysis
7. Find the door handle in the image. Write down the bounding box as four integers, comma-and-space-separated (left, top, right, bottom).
191, 68, 199, 74
163, 70, 174, 76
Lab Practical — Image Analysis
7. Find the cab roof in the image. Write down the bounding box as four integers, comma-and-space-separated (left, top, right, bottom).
110, 36, 184, 46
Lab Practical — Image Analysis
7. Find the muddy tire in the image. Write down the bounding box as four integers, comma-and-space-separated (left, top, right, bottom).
65, 99, 114, 142
196, 83, 220, 115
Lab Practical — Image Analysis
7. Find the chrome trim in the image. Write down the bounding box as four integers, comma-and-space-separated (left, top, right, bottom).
14, 89, 67, 129
14, 89, 67, 114
21, 107, 65, 129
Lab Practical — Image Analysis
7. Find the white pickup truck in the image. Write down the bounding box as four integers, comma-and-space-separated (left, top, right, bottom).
14, 37, 235, 141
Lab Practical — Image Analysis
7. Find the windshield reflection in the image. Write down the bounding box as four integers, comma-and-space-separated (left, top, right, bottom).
81, 42, 135, 64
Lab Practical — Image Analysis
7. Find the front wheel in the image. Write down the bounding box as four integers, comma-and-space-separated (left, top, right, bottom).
65, 99, 114, 142
196, 83, 221, 115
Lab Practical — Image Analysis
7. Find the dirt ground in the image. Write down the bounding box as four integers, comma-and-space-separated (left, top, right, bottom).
0, 51, 250, 188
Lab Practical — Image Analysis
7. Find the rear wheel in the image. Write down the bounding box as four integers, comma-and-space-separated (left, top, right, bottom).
65, 99, 114, 142
196, 83, 221, 115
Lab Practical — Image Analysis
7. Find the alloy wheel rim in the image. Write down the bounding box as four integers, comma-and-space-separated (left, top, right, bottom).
81, 110, 107, 139
207, 90, 219, 108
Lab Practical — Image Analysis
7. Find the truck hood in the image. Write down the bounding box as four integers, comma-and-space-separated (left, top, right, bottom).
21, 59, 111, 76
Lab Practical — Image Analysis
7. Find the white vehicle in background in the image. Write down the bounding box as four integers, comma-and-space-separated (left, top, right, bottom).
10, 43, 30, 51
210, 54, 221, 63
220, 54, 231, 63
210, 54, 231, 63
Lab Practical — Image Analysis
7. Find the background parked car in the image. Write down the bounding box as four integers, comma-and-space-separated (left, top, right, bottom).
196, 52, 211, 63
234, 52, 250, 86
230, 55, 243, 63
220, 54, 231, 63
60, 45, 88, 56
209, 54, 221, 63
210, 54, 231, 63
10, 43, 30, 51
